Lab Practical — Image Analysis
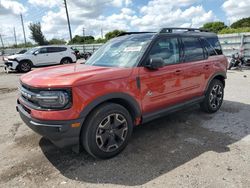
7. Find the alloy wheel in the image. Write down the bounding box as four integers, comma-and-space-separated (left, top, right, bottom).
96, 113, 128, 152
209, 84, 223, 109
21, 62, 31, 72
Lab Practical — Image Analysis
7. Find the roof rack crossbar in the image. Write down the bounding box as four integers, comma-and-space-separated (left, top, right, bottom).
159, 28, 209, 33
117, 32, 156, 37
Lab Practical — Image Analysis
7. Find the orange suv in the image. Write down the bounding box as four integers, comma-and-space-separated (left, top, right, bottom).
17, 28, 228, 159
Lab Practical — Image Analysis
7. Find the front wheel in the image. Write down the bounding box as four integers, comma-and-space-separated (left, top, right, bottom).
200, 79, 224, 113
17, 61, 32, 73
81, 103, 133, 159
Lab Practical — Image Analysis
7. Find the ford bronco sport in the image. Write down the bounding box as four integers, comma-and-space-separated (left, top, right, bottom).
17, 28, 227, 159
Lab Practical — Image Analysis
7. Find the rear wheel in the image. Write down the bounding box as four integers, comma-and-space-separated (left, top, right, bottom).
60, 57, 72, 64
200, 79, 224, 113
17, 61, 32, 73
81, 103, 133, 159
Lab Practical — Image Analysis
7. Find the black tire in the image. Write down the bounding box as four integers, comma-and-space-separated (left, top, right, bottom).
17, 61, 32, 73
200, 79, 224, 113
228, 62, 233, 70
81, 103, 133, 159
60, 57, 72, 64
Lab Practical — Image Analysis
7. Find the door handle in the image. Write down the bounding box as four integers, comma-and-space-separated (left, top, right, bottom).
174, 70, 182, 75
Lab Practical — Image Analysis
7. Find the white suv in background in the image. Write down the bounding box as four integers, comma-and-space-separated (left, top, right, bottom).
4, 45, 77, 72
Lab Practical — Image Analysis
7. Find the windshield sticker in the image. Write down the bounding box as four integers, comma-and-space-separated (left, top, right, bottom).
124, 46, 142, 52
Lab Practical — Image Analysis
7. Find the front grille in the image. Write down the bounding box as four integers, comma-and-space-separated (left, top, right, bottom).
4, 62, 13, 66
20, 84, 40, 107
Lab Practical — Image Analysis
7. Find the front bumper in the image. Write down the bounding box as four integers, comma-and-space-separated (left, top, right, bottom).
4, 60, 18, 71
16, 101, 84, 148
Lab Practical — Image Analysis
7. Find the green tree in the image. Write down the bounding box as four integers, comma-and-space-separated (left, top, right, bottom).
49, 38, 66, 45
29, 22, 48, 45
69, 35, 95, 44
105, 30, 125, 40
231, 17, 250, 28
10, 42, 34, 48
95, 38, 107, 43
219, 27, 250, 34
201, 22, 227, 33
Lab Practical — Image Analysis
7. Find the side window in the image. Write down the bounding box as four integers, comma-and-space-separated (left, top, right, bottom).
201, 38, 217, 57
59, 47, 67, 52
39, 48, 48, 54
148, 37, 180, 65
182, 37, 204, 62
206, 37, 223, 55
47, 47, 60, 53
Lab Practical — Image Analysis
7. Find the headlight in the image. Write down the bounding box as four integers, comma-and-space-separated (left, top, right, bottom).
34, 90, 71, 109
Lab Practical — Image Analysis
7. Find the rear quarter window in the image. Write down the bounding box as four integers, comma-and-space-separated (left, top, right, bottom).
206, 37, 223, 55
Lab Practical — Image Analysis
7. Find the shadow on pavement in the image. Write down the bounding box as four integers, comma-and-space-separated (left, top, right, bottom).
40, 100, 250, 186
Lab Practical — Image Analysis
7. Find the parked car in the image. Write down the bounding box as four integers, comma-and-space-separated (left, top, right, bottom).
4, 45, 77, 72
17, 28, 227, 159
16, 49, 27, 54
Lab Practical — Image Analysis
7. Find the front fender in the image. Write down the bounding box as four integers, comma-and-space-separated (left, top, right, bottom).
79, 92, 141, 121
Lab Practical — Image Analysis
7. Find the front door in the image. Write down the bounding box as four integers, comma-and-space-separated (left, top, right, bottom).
139, 36, 185, 114
34, 47, 50, 66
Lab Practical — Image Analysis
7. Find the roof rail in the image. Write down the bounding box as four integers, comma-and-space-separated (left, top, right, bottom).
159, 28, 209, 33
117, 32, 156, 37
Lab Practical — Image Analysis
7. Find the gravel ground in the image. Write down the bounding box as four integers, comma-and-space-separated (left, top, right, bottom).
0, 66, 249, 188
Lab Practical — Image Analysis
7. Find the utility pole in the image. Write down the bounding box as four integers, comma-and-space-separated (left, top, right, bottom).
14, 27, 17, 47
82, 27, 85, 37
64, 0, 72, 41
0, 34, 4, 48
101, 28, 103, 39
20, 14, 27, 46
82, 27, 85, 52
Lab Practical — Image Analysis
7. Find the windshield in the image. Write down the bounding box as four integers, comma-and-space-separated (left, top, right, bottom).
85, 34, 154, 68
25, 47, 40, 54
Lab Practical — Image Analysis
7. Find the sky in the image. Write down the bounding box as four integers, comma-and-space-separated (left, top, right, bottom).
0, 0, 250, 46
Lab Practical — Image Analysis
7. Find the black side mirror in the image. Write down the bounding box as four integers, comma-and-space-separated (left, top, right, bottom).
33, 51, 39, 56
145, 57, 164, 70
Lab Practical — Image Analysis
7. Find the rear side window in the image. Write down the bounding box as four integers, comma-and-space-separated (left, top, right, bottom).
47, 47, 67, 53
206, 37, 222, 55
58, 47, 67, 52
182, 37, 204, 62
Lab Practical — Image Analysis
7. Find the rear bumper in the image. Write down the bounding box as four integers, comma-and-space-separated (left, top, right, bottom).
16, 102, 84, 148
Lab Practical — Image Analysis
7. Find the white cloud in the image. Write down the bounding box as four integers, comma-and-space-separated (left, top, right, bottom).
131, 0, 215, 31
222, 0, 250, 23
0, 0, 218, 45
0, 0, 28, 46
28, 0, 62, 8
0, 0, 27, 14
38, 0, 215, 41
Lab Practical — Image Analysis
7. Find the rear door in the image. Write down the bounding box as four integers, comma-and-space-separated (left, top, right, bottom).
178, 37, 207, 99
47, 47, 62, 64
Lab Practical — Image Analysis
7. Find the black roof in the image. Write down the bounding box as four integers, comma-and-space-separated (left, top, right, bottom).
117, 28, 217, 38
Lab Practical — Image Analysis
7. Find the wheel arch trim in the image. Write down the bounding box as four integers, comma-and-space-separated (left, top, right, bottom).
79, 92, 141, 123
205, 71, 226, 94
